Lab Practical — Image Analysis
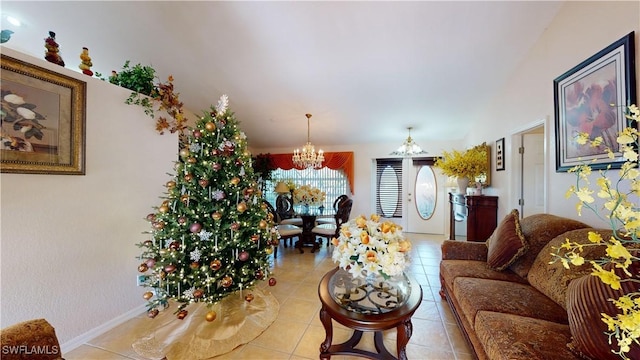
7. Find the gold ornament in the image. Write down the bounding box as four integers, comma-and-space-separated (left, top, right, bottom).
138, 263, 149, 272
158, 205, 169, 214
166, 180, 176, 188
205, 122, 216, 132
230, 177, 240, 186
209, 259, 222, 271
265, 247, 273, 255
179, 148, 190, 158
205, 310, 217, 322
237, 201, 247, 213
259, 220, 267, 229
187, 157, 197, 164
143, 291, 153, 300
211, 212, 222, 220
221, 275, 233, 288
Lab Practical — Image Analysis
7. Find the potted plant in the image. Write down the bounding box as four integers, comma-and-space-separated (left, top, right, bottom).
434, 144, 488, 193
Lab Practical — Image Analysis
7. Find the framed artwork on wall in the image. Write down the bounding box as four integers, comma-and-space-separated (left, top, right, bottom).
495, 137, 505, 171
1, 55, 86, 174
553, 31, 636, 172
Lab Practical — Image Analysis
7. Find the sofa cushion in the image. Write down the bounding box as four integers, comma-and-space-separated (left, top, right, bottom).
440, 260, 527, 291
486, 209, 527, 271
453, 277, 568, 327
509, 214, 589, 279
475, 311, 580, 360
527, 228, 611, 309
0, 318, 62, 360
566, 261, 640, 360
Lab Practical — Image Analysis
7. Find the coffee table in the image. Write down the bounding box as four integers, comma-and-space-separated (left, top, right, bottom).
318, 267, 423, 360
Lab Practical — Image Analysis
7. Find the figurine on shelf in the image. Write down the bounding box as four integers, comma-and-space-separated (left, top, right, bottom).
78, 47, 93, 76
44, 31, 65, 67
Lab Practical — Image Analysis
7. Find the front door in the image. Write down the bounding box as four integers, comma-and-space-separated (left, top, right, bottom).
405, 162, 446, 234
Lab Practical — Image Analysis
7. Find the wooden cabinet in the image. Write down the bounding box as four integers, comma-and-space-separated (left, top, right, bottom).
449, 193, 498, 241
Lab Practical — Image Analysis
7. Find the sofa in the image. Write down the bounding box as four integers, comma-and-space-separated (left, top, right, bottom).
439, 211, 640, 360
0, 319, 63, 360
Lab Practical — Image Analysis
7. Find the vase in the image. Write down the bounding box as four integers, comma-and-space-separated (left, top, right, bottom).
328, 268, 411, 314
303, 204, 310, 214
456, 177, 470, 194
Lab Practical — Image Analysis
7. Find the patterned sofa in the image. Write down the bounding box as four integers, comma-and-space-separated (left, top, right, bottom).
0, 319, 63, 360
439, 212, 640, 360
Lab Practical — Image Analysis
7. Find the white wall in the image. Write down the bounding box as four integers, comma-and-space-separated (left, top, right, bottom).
471, 1, 639, 225
0, 48, 182, 349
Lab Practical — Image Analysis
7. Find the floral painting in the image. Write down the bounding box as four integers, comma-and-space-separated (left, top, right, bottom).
554, 32, 636, 172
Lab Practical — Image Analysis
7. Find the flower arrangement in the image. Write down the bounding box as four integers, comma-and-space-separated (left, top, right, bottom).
551, 104, 639, 359
331, 214, 412, 279
293, 184, 325, 206
434, 143, 488, 180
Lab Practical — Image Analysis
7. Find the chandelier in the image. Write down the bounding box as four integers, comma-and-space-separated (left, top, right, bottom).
390, 127, 427, 157
292, 113, 324, 169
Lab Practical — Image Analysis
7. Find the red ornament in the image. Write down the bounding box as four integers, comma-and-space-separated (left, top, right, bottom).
153, 221, 165, 230
146, 213, 156, 221
211, 149, 219, 156
251, 234, 260, 242
193, 130, 202, 138
230, 222, 240, 231
164, 264, 177, 273
268, 277, 277, 286
245, 293, 255, 302
255, 269, 264, 280
193, 289, 204, 298
143, 240, 153, 247
190, 223, 202, 233
138, 263, 149, 272
169, 241, 180, 251
148, 309, 159, 318
190, 261, 199, 269
212, 162, 221, 171
177, 309, 188, 320
199, 179, 209, 188
221, 275, 233, 288
178, 216, 187, 225
184, 173, 194, 182
239, 251, 249, 262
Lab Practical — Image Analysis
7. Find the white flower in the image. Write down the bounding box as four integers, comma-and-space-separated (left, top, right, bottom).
4, 94, 25, 105
332, 214, 411, 278
16, 107, 35, 120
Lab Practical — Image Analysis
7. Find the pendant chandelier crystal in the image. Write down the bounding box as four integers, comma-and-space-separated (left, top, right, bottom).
292, 113, 324, 169
390, 127, 427, 157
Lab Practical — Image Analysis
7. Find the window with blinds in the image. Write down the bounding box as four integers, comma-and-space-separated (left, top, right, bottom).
376, 159, 402, 218
265, 167, 350, 210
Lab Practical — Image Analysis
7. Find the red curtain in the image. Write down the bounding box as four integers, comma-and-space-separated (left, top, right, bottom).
268, 152, 355, 194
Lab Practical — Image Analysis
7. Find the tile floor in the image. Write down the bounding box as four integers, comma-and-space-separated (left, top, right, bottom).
66, 233, 473, 360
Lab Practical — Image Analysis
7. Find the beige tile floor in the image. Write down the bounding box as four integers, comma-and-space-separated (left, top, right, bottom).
66, 233, 473, 360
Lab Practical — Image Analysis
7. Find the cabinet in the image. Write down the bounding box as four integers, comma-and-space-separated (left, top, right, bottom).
449, 194, 498, 241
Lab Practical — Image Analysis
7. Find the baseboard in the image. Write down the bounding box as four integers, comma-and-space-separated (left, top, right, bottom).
60, 304, 146, 354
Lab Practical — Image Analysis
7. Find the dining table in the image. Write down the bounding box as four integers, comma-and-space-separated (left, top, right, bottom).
293, 205, 333, 253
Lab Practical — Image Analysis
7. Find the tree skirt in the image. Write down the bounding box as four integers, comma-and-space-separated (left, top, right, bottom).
131, 287, 279, 359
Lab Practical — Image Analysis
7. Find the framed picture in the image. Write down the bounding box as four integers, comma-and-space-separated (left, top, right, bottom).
553, 31, 636, 172
495, 138, 505, 171
1, 55, 86, 174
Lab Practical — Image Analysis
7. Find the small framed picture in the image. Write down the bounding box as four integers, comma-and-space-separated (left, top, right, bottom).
495, 138, 505, 171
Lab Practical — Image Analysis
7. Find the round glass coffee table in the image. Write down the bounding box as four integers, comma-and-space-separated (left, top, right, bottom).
318, 267, 423, 360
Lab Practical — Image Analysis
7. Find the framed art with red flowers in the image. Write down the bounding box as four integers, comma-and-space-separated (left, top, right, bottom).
1, 55, 86, 174
553, 31, 636, 172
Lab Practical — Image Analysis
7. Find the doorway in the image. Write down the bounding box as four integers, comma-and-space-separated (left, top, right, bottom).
404, 161, 447, 234
512, 121, 547, 217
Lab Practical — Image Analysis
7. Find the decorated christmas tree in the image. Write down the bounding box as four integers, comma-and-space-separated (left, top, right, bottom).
136, 95, 277, 322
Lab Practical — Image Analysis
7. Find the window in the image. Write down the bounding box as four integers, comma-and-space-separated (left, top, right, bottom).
376, 159, 402, 218
265, 167, 350, 210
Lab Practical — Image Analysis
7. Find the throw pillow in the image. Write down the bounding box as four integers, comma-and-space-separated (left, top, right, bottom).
486, 209, 527, 271
566, 261, 640, 360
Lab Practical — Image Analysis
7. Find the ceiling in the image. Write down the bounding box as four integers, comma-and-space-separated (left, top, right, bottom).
1, 1, 563, 149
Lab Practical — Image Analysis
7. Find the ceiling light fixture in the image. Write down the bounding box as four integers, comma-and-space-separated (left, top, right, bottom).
390, 127, 427, 157
292, 113, 324, 169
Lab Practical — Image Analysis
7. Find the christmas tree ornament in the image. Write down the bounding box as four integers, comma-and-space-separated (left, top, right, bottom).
211, 212, 222, 221
166, 180, 176, 188
179, 148, 190, 158
250, 234, 260, 242
237, 201, 247, 213
178, 216, 187, 225
190, 262, 199, 269
209, 259, 222, 271
239, 251, 249, 261
143, 240, 153, 247
44, 31, 65, 66
259, 220, 267, 229
265, 247, 273, 255
145, 258, 156, 267
244, 293, 254, 302
230, 177, 240, 186
146, 213, 156, 221
189, 223, 202, 233
148, 309, 159, 318
180, 194, 190, 204
211, 149, 219, 156
169, 241, 180, 251
221, 275, 233, 288
205, 310, 217, 322
205, 122, 216, 132
268, 277, 277, 286
230, 222, 240, 231
143, 292, 154, 300
164, 264, 177, 273
177, 310, 188, 320
193, 130, 202, 138
255, 269, 264, 280
153, 222, 165, 230
138, 263, 149, 272
198, 179, 209, 188
78, 47, 93, 76
193, 289, 204, 298
187, 157, 197, 164
212, 162, 222, 171
158, 205, 169, 214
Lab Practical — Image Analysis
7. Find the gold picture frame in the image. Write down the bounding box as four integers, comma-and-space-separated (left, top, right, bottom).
472, 142, 491, 187
1, 55, 86, 174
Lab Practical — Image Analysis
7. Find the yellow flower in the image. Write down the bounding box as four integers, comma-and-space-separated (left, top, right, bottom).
588, 232, 603, 243
355, 216, 367, 228
591, 262, 621, 290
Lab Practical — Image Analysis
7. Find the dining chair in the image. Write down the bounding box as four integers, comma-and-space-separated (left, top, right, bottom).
277, 195, 303, 226
265, 200, 302, 257
312, 198, 353, 247
317, 194, 349, 225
